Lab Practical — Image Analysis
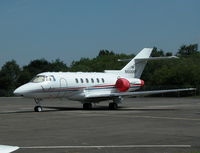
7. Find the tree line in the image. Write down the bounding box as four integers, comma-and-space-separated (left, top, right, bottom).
0, 44, 199, 96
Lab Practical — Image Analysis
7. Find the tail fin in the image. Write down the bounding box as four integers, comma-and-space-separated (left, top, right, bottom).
120, 48, 153, 78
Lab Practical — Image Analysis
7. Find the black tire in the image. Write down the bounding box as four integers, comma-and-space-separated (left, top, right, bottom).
34, 106, 43, 112
83, 103, 92, 110
109, 103, 118, 110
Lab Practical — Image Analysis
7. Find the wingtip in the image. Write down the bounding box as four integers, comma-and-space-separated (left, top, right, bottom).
0, 145, 19, 153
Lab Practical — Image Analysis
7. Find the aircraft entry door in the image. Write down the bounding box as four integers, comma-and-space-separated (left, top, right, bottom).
59, 78, 68, 97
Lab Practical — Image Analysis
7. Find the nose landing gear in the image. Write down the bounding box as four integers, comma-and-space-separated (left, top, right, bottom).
34, 98, 43, 112
34, 105, 43, 112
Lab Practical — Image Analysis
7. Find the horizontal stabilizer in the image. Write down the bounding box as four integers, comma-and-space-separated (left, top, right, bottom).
118, 59, 132, 62
135, 56, 178, 61
118, 56, 178, 62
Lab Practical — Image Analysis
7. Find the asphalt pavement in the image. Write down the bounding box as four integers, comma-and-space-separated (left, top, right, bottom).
0, 97, 200, 153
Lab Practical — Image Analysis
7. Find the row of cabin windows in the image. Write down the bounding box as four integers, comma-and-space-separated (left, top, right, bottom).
75, 78, 105, 84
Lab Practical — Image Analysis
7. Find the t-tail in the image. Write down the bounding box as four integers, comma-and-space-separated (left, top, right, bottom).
105, 48, 178, 78
120, 48, 153, 78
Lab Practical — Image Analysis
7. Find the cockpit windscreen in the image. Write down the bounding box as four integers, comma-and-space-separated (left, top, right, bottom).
31, 75, 45, 83
31, 75, 56, 83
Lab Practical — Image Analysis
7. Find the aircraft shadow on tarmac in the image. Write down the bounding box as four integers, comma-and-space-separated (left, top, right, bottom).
0, 106, 178, 114
44, 106, 177, 111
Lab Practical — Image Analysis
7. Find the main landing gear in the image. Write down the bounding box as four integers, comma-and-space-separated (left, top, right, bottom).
83, 103, 92, 110
109, 102, 118, 110
82, 96, 123, 110
34, 98, 43, 112
109, 96, 123, 110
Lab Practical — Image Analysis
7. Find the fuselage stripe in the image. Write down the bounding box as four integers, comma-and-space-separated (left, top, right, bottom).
30, 83, 142, 94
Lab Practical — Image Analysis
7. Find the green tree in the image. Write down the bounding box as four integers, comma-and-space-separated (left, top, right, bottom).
17, 70, 32, 86
50, 59, 69, 72
177, 44, 199, 56
19, 59, 69, 84
98, 50, 114, 57
0, 60, 21, 96
70, 58, 92, 72
165, 52, 172, 56
151, 47, 164, 57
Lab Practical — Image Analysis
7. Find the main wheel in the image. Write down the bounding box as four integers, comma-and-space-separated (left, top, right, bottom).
34, 106, 43, 112
83, 103, 92, 110
109, 103, 118, 110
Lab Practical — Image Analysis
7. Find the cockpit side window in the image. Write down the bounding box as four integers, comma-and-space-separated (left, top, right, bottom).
46, 76, 49, 81
31, 75, 45, 83
50, 75, 56, 81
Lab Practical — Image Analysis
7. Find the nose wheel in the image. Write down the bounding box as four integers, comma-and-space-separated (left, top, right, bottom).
34, 106, 43, 112
34, 98, 43, 112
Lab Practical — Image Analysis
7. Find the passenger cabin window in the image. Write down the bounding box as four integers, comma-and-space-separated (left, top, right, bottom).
101, 78, 105, 83
80, 78, 84, 83
31, 75, 45, 83
86, 78, 89, 83
91, 78, 94, 83
75, 78, 79, 83
96, 78, 99, 83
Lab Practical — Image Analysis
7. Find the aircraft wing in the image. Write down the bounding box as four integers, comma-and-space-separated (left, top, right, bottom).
0, 145, 19, 153
85, 88, 196, 98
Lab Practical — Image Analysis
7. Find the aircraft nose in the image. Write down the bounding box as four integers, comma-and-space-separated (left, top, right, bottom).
14, 86, 25, 96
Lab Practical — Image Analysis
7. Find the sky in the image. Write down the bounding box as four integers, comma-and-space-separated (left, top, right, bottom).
0, 0, 199, 68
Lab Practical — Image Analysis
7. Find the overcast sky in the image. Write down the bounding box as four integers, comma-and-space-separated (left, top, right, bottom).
0, 0, 199, 67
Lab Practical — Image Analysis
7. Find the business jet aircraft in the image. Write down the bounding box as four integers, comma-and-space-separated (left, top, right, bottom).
14, 48, 194, 112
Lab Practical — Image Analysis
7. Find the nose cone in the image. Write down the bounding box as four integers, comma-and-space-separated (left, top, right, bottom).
14, 86, 25, 96
14, 83, 43, 98
14, 83, 33, 96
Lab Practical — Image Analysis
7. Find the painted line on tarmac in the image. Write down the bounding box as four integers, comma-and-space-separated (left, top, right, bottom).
102, 114, 200, 121
21, 145, 191, 149
128, 115, 200, 121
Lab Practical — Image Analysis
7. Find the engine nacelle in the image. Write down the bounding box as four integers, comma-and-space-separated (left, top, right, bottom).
115, 78, 130, 92
140, 80, 145, 87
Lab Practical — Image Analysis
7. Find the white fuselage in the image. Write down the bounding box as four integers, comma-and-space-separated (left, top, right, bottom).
14, 72, 143, 102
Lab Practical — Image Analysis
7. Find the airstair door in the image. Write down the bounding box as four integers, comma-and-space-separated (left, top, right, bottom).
59, 78, 68, 97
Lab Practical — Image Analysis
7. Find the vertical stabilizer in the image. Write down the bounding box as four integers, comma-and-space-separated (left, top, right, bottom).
121, 48, 153, 78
